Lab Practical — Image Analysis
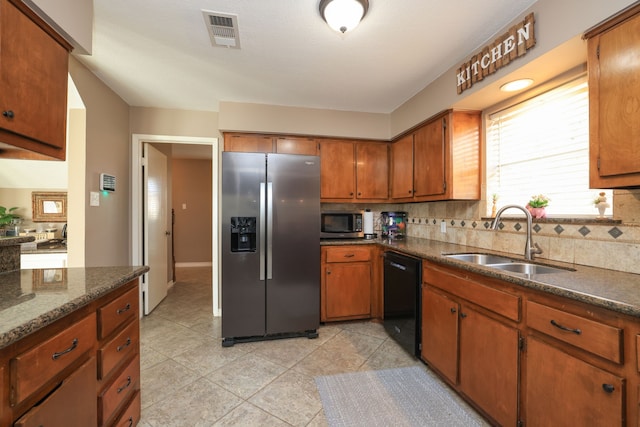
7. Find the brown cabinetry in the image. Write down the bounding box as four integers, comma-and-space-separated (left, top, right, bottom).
320, 139, 388, 202
224, 133, 318, 155
391, 110, 481, 201
585, 3, 640, 188
0, 279, 141, 427
321, 245, 375, 321
0, 0, 72, 160
421, 261, 519, 426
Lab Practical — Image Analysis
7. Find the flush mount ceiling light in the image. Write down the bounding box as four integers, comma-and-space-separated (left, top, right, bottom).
500, 78, 534, 92
319, 0, 369, 33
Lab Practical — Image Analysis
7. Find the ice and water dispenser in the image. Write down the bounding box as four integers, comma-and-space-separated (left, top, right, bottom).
230, 217, 257, 252
381, 211, 407, 239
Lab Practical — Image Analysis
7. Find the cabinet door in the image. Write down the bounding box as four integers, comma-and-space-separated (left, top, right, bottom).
414, 118, 445, 197
421, 287, 459, 384
276, 137, 318, 155
459, 305, 519, 427
324, 262, 371, 320
224, 133, 274, 152
320, 139, 355, 200
0, 0, 69, 159
589, 12, 640, 187
390, 134, 414, 199
356, 142, 388, 199
526, 336, 624, 426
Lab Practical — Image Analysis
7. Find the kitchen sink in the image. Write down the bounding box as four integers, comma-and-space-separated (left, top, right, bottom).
488, 262, 568, 275
444, 253, 515, 265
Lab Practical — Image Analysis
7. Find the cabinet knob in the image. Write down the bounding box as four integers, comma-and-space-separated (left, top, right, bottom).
2, 110, 14, 119
408, 190, 412, 194
602, 384, 615, 393
450, 307, 457, 314
460, 312, 467, 318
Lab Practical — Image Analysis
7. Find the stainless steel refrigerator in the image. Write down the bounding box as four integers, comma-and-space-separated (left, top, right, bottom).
221, 152, 320, 346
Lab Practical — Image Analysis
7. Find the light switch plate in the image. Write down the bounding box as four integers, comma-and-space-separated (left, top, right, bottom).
90, 191, 100, 207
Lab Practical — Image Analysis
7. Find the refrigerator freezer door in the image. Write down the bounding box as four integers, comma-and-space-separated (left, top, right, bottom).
221, 152, 267, 338
266, 154, 320, 334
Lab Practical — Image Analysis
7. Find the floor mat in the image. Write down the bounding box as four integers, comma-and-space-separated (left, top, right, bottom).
315, 366, 489, 427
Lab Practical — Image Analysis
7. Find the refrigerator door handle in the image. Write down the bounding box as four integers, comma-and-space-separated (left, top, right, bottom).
266, 182, 273, 280
259, 182, 266, 280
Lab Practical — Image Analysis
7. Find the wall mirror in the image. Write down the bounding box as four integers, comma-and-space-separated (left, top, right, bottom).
32, 192, 67, 222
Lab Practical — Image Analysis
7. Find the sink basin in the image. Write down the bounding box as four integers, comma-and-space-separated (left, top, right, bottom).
444, 253, 515, 265
488, 262, 568, 275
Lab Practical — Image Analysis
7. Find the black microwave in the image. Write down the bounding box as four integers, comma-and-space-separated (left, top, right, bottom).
321, 212, 363, 239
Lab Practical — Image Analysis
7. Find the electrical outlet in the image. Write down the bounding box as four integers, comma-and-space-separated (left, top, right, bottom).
440, 221, 447, 233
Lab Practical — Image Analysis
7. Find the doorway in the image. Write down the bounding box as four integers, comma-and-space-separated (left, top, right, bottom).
131, 134, 219, 316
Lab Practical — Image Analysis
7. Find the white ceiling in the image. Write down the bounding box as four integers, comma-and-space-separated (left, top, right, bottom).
77, 0, 539, 115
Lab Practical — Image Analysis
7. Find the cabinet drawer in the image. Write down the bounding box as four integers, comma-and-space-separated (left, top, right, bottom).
99, 286, 138, 339
14, 357, 97, 427
10, 313, 96, 405
99, 355, 140, 426
99, 320, 139, 380
326, 246, 371, 263
113, 390, 141, 427
526, 300, 622, 364
423, 264, 520, 321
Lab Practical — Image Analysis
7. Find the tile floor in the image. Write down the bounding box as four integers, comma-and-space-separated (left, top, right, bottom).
138, 267, 484, 426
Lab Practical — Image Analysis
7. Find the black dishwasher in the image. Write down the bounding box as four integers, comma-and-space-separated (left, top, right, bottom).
383, 251, 422, 357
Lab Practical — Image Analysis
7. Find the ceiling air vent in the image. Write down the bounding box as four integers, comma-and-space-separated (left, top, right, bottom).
202, 11, 241, 49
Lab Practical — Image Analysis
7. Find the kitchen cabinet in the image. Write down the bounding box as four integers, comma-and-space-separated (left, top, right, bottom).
524, 298, 625, 426
421, 261, 520, 426
585, 3, 640, 188
223, 132, 318, 155
320, 139, 388, 202
390, 110, 481, 202
0, 279, 140, 427
0, 0, 72, 161
321, 245, 374, 321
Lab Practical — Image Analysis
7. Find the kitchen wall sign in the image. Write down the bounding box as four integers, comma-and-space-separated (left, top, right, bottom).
456, 12, 536, 94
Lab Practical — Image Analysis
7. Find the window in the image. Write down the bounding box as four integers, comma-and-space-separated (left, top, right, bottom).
486, 76, 611, 217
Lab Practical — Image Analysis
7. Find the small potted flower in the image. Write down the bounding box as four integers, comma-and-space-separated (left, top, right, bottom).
593, 192, 610, 218
526, 194, 549, 218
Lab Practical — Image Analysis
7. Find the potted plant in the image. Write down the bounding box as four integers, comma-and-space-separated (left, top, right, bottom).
526, 194, 549, 218
593, 192, 610, 218
0, 206, 20, 236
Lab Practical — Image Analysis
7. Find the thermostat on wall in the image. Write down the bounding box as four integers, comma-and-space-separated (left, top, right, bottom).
100, 173, 116, 192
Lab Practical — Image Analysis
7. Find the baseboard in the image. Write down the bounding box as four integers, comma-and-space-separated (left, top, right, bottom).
175, 262, 212, 268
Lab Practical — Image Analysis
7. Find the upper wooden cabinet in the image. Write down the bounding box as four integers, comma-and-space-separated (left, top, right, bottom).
0, 0, 72, 161
391, 110, 481, 202
320, 139, 388, 202
223, 133, 318, 155
585, 3, 640, 188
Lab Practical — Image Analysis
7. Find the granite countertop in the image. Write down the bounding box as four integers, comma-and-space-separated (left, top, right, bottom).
0, 236, 35, 246
322, 237, 640, 319
0, 266, 149, 349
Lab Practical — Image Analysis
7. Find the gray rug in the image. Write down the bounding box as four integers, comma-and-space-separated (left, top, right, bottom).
315, 366, 489, 427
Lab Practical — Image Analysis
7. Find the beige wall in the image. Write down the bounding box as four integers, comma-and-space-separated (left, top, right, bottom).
172, 159, 212, 264
69, 56, 131, 267
130, 107, 220, 140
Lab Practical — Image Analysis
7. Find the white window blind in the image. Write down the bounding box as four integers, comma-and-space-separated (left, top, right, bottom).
486, 76, 612, 216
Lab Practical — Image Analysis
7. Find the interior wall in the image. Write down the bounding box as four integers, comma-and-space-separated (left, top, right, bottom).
130, 107, 220, 140
171, 159, 213, 264
69, 56, 131, 267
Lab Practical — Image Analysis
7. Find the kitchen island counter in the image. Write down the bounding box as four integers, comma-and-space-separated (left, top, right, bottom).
0, 266, 149, 349
322, 237, 640, 318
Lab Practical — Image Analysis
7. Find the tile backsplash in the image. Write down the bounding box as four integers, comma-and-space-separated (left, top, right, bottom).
325, 188, 640, 275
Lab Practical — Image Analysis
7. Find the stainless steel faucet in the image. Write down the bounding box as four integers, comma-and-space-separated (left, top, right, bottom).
490, 204, 543, 260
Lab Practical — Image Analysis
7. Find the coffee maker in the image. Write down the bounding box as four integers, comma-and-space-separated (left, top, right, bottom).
380, 211, 407, 239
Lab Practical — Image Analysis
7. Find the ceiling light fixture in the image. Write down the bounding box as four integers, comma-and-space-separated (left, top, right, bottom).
500, 78, 534, 92
319, 0, 369, 34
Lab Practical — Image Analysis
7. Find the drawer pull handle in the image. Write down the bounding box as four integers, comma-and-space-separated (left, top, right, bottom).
126, 416, 134, 427
550, 319, 582, 335
344, 253, 355, 258
117, 303, 132, 315
117, 337, 132, 352
52, 338, 78, 360
117, 376, 132, 394
602, 384, 615, 393
2, 110, 14, 119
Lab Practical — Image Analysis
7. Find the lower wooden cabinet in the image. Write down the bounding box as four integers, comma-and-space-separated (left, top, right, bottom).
525, 336, 624, 426
321, 245, 379, 322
